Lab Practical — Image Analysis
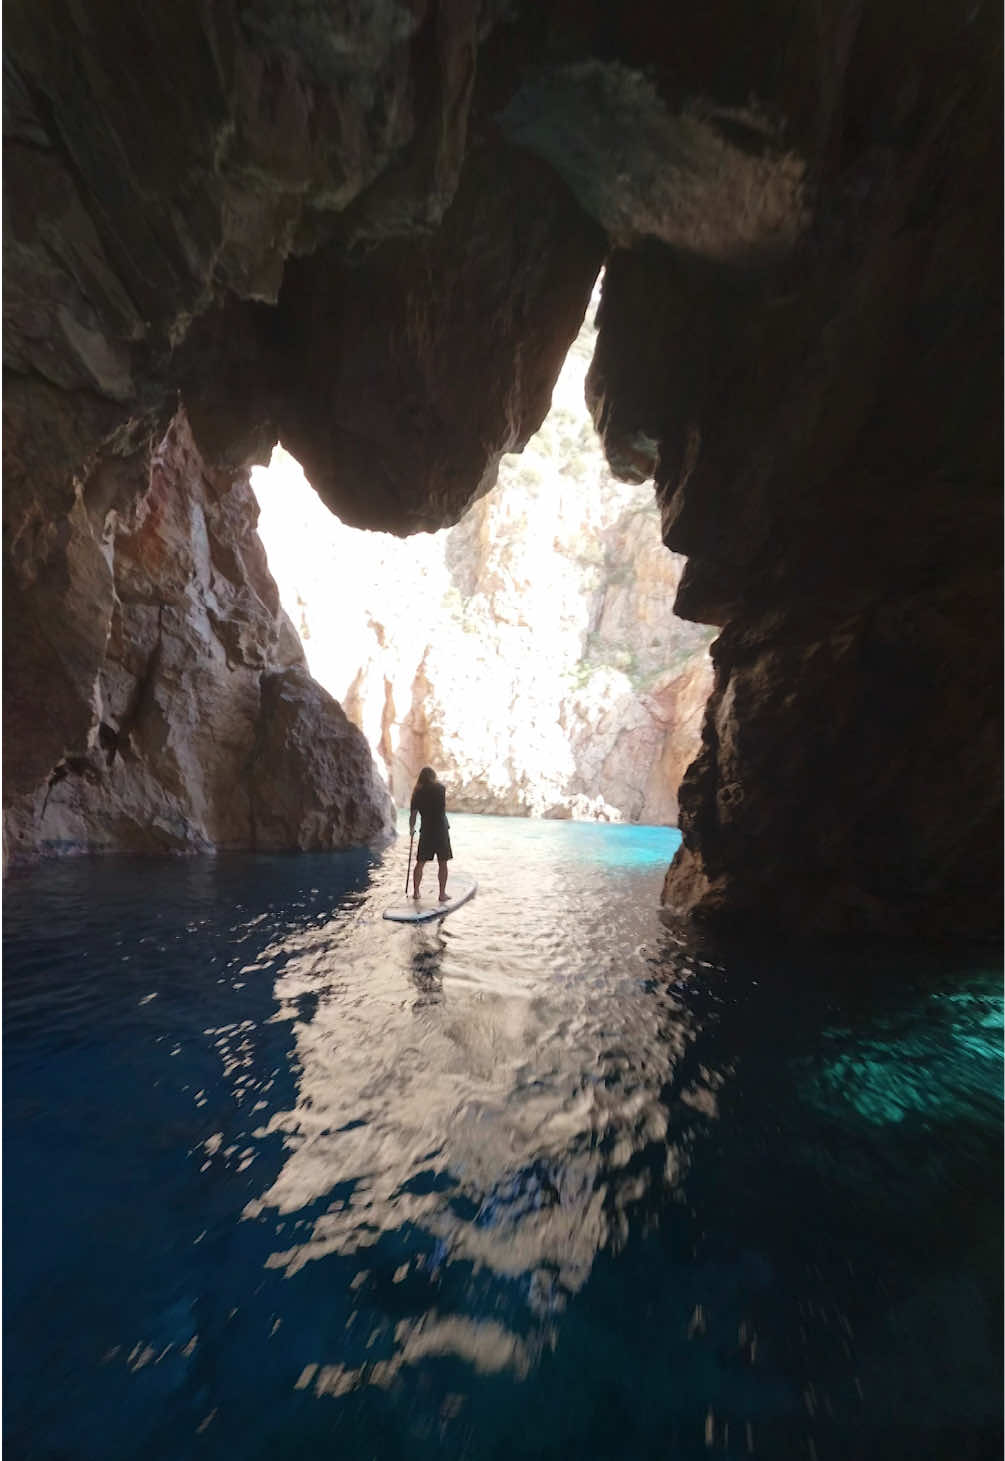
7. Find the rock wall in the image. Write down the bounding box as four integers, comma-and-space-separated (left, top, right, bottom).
4, 412, 394, 861
572, 16, 1003, 935
3, 4, 603, 859
4, 1, 1000, 934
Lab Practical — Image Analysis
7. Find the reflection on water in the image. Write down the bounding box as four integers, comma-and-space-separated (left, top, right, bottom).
249, 915, 689, 1302
3, 815, 1002, 1460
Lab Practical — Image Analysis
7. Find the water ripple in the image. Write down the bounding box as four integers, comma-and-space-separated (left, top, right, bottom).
4, 816, 1001, 1460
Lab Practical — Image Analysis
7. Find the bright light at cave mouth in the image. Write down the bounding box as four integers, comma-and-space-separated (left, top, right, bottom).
251, 287, 715, 826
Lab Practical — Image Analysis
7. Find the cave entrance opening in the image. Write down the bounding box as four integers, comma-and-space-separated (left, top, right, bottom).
251, 287, 715, 827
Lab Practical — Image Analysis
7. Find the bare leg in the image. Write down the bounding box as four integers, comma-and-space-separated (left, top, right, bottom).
437, 857, 448, 901
413, 860, 425, 899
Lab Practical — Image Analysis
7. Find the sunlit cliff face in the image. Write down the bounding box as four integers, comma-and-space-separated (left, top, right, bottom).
251, 298, 715, 825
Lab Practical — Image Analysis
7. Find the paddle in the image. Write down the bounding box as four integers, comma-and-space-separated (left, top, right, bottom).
405, 828, 415, 895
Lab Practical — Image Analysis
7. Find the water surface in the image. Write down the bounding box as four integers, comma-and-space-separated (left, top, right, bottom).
4, 814, 1001, 1459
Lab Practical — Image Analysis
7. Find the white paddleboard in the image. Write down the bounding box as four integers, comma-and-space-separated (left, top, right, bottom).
383, 872, 477, 924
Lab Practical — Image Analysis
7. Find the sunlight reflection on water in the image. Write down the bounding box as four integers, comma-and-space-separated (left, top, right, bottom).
3, 815, 1001, 1461
228, 817, 698, 1393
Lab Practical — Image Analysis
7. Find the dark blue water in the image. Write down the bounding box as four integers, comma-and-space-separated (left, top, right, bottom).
4, 814, 1002, 1460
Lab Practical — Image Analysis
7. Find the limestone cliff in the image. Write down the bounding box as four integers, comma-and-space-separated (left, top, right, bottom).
254, 310, 714, 824
4, 412, 394, 861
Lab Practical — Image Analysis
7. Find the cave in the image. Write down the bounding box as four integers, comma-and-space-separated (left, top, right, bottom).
4, 1, 1001, 938
4, 6, 1003, 1453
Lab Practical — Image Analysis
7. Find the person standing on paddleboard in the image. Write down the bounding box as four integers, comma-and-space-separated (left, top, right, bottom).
409, 767, 452, 902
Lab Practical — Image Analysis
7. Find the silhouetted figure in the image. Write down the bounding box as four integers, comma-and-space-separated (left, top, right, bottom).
409, 767, 452, 901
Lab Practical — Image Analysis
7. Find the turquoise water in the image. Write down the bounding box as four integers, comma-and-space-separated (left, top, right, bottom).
4, 814, 1002, 1459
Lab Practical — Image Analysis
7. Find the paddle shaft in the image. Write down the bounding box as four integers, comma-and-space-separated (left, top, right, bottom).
405, 829, 414, 894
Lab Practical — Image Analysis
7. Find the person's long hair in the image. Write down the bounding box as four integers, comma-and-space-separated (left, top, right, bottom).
413, 766, 437, 798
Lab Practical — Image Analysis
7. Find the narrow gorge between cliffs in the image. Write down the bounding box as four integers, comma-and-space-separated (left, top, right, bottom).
251, 298, 715, 825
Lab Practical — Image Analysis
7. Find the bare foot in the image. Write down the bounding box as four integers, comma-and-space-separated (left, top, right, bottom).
438, 892, 449, 902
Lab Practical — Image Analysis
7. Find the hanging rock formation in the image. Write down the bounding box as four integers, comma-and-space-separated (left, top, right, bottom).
4, 2, 1000, 934
253, 310, 715, 826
